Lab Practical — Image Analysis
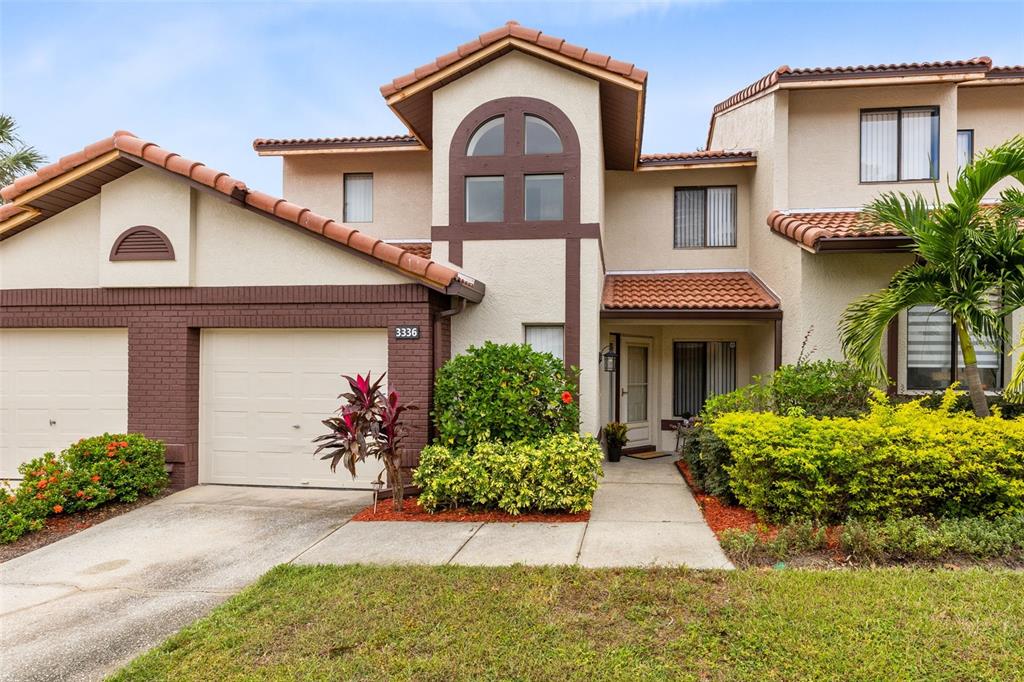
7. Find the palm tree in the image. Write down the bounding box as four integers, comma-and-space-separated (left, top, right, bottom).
840, 135, 1024, 417
0, 114, 45, 193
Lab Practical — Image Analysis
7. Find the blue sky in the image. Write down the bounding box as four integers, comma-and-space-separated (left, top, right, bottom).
2, 0, 1022, 194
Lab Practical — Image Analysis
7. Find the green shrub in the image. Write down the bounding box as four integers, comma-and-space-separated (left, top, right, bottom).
414, 433, 603, 515
712, 390, 1024, 523
839, 516, 1024, 563
718, 516, 1024, 566
433, 342, 579, 452
683, 360, 876, 505
679, 427, 736, 503
1, 433, 168, 544
719, 521, 828, 566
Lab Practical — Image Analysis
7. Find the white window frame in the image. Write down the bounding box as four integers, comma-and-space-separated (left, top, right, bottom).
343, 173, 373, 223
524, 324, 564, 361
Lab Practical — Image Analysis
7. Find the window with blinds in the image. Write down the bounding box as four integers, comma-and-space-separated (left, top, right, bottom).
906, 305, 1003, 391
957, 130, 974, 175
860, 107, 939, 182
343, 173, 373, 223
524, 325, 564, 361
673, 186, 737, 248
673, 341, 737, 417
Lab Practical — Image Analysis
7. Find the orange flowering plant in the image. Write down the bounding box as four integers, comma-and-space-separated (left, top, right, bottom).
1, 433, 167, 544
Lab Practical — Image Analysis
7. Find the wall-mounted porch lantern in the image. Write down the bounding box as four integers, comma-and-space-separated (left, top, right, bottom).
601, 345, 618, 373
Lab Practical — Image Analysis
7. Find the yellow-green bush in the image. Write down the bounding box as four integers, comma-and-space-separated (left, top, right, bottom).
413, 433, 603, 515
711, 390, 1024, 523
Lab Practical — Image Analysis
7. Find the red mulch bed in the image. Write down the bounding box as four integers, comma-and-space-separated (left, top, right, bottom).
352, 495, 589, 522
675, 459, 771, 538
0, 491, 170, 564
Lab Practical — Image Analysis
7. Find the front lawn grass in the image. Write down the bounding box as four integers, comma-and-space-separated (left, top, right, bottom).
111, 564, 1024, 681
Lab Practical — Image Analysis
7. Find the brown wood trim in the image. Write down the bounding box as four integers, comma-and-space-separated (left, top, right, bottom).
601, 308, 783, 320
0, 284, 430, 308
109, 225, 176, 261
814, 236, 914, 253
448, 240, 463, 267
447, 96, 582, 245
565, 237, 581, 374
612, 332, 621, 423
886, 318, 899, 395
774, 318, 783, 369
432, 222, 600, 241
621, 444, 656, 455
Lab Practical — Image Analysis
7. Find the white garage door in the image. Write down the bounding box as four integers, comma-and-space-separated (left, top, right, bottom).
0, 329, 129, 479
200, 329, 389, 489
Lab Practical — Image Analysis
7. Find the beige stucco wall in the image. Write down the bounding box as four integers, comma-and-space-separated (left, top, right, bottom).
0, 196, 101, 289
957, 84, 1024, 200
0, 168, 410, 290
787, 83, 959, 209
282, 151, 432, 240
99, 167, 194, 287
192, 191, 408, 287
431, 51, 603, 228
603, 167, 753, 271
799, 251, 914, 363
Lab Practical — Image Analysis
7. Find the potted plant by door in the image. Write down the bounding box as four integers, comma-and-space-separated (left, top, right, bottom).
602, 422, 628, 462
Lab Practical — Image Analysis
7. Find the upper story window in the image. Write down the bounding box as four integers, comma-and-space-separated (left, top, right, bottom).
957, 129, 975, 175
860, 107, 939, 183
450, 97, 581, 229
343, 173, 373, 222
525, 115, 562, 154
467, 117, 505, 156
673, 186, 737, 248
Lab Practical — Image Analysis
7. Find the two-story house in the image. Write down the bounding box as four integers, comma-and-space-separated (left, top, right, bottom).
2, 21, 1022, 487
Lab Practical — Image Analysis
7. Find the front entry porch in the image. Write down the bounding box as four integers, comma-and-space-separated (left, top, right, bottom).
600, 271, 782, 452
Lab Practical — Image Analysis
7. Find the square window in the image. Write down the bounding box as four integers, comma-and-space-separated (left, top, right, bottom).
860, 108, 939, 182
524, 174, 564, 221
465, 176, 504, 223
524, 324, 564, 360
673, 187, 737, 248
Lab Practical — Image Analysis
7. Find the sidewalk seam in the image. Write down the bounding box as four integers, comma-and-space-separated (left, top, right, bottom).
445, 523, 485, 565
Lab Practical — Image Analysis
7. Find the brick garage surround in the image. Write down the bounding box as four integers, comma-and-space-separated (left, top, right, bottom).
1, 284, 445, 489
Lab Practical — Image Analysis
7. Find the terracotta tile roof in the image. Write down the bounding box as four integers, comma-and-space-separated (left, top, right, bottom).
987, 65, 1024, 78
380, 20, 647, 98
388, 241, 432, 259
767, 210, 907, 250
712, 57, 992, 117
638, 150, 756, 167
0, 132, 479, 296
602, 272, 779, 311
252, 135, 423, 152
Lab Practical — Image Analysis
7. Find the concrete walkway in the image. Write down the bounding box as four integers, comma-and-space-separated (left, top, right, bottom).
296, 456, 733, 570
0, 485, 371, 682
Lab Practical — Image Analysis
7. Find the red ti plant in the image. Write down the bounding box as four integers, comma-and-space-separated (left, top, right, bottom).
313, 372, 415, 510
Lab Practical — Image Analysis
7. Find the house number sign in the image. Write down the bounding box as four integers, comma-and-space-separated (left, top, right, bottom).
394, 326, 420, 340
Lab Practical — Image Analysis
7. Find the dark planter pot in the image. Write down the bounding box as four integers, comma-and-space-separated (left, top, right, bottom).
607, 443, 622, 462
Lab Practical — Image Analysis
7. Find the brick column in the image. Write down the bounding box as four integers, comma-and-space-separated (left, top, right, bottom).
128, 323, 200, 489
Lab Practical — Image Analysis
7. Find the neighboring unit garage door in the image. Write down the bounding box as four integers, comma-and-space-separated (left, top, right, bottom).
0, 329, 129, 479
200, 329, 388, 489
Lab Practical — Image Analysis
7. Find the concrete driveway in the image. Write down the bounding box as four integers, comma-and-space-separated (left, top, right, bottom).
0, 485, 370, 682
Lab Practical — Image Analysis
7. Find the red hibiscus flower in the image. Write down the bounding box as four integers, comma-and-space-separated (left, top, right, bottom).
91, 475, 101, 483
53, 505, 63, 514
561, 391, 573, 404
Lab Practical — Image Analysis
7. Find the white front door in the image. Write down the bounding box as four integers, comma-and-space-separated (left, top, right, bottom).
200, 328, 388, 489
620, 338, 653, 448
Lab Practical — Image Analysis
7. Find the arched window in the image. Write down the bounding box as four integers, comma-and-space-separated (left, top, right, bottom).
467, 117, 505, 156
448, 98, 581, 260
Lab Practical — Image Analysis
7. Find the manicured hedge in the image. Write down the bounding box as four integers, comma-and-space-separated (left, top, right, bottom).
1, 433, 168, 544
413, 433, 603, 515
433, 342, 579, 452
711, 390, 1024, 523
